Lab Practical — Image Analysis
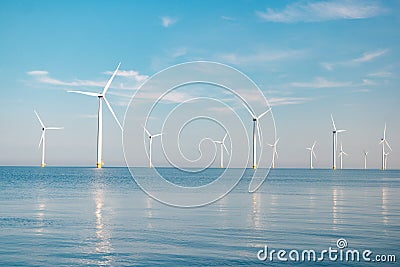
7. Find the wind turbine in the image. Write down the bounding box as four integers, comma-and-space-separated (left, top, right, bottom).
267, 138, 279, 169
242, 104, 271, 169
144, 127, 162, 168
379, 123, 392, 170
331, 114, 346, 170
338, 143, 348, 170
306, 141, 317, 169
34, 110, 63, 167
363, 150, 368, 169
68, 63, 122, 168
213, 134, 229, 168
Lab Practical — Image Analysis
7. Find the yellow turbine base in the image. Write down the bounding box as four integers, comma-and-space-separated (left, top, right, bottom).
333, 166, 336, 170
41, 163, 46, 167
253, 165, 257, 169
96, 163, 102, 168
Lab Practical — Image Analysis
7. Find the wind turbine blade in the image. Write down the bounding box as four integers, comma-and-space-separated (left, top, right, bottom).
34, 110, 45, 128
152, 133, 162, 138
343, 152, 348, 156
337, 130, 346, 133
38, 131, 45, 148
312, 150, 316, 159
306, 148, 311, 151
385, 140, 392, 151
102, 62, 121, 95
257, 108, 271, 120
383, 123, 386, 139
267, 143, 273, 147
222, 133, 228, 143
256, 121, 261, 146
242, 103, 256, 119
312, 141, 316, 149
143, 126, 151, 137
223, 143, 229, 155
274, 137, 280, 146
68, 90, 101, 97
46, 127, 64, 130
331, 114, 336, 131
103, 97, 122, 130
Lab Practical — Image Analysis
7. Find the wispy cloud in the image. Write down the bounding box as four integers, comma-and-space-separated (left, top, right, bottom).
352, 49, 388, 63
104, 70, 148, 82
218, 50, 303, 65
257, 0, 386, 23
367, 71, 392, 78
322, 49, 388, 70
221, 16, 236, 21
269, 97, 313, 106
27, 68, 147, 90
289, 76, 378, 89
161, 16, 178, 27
289, 77, 353, 88
27, 70, 104, 87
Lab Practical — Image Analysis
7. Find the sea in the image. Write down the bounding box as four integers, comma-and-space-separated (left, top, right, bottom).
0, 167, 398, 266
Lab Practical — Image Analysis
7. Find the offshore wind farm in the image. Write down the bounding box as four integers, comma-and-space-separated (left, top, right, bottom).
1, 1, 399, 266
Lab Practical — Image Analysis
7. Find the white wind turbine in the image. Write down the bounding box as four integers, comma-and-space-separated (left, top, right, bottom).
331, 114, 346, 170
34, 110, 63, 167
379, 123, 392, 170
306, 141, 317, 169
267, 138, 279, 169
144, 127, 162, 168
213, 134, 229, 168
242, 104, 271, 169
338, 143, 348, 170
68, 63, 122, 168
363, 150, 368, 169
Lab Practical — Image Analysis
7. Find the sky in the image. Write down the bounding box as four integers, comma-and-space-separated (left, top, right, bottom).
0, 0, 399, 169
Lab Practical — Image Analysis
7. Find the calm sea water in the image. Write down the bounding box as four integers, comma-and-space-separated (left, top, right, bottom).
0, 167, 398, 266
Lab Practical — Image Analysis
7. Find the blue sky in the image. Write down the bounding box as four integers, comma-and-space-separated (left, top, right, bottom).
0, 0, 399, 168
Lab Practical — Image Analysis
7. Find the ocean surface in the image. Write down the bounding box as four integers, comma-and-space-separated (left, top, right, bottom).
0, 167, 399, 266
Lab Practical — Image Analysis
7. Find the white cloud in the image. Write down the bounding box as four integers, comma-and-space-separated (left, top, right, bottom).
367, 71, 392, 78
27, 70, 49, 76
221, 16, 236, 21
27, 70, 104, 87
322, 49, 388, 70
257, 0, 385, 23
289, 77, 353, 88
161, 16, 177, 27
27, 68, 147, 90
352, 49, 388, 63
269, 97, 313, 106
218, 50, 303, 65
104, 70, 148, 82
